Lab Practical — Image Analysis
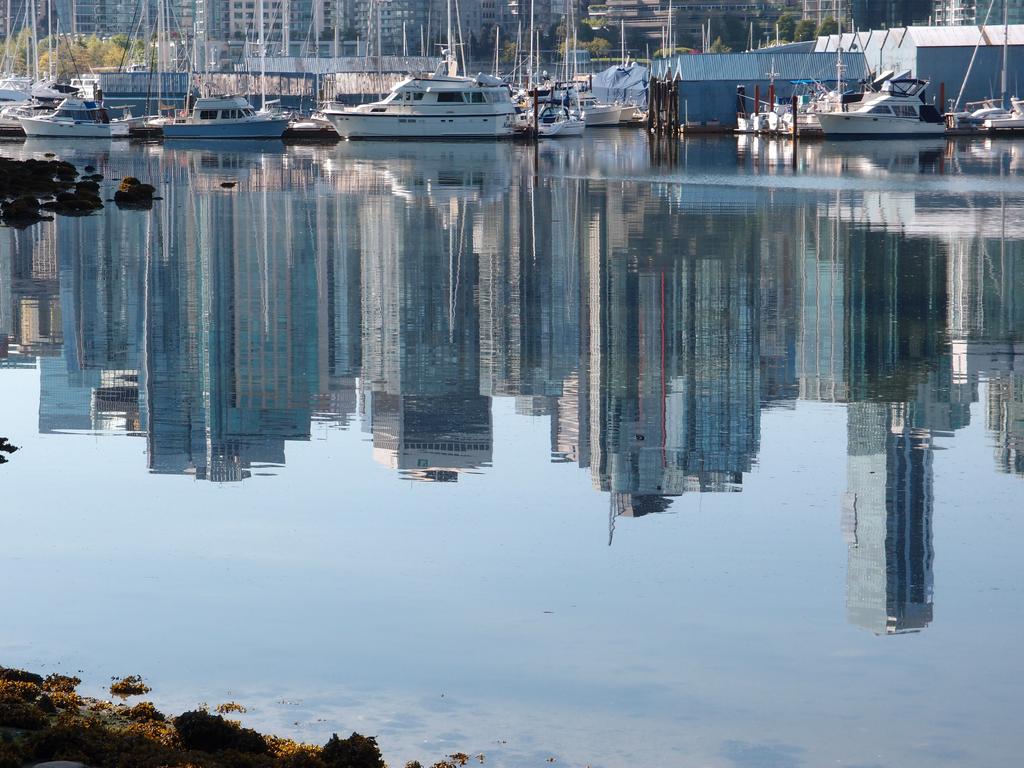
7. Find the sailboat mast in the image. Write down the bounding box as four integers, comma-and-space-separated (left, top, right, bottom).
493, 25, 499, 77
668, 0, 673, 55
836, 0, 843, 99
258, 0, 266, 106
29, 0, 38, 82
527, 0, 534, 88
1002, 0, 1009, 110
46, 0, 54, 80
446, 0, 453, 67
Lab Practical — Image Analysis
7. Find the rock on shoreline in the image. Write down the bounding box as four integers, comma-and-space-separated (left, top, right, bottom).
0, 666, 477, 768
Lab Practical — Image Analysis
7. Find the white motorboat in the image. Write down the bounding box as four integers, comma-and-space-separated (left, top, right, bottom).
816, 78, 945, 138
18, 98, 130, 138
158, 95, 289, 139
579, 95, 622, 126
321, 59, 515, 140
537, 104, 585, 137
983, 98, 1024, 131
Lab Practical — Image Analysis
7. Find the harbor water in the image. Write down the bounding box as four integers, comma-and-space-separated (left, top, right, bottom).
0, 132, 1021, 767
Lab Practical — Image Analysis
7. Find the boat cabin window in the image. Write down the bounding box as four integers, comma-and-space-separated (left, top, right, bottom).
200, 110, 218, 120
867, 105, 893, 115
470, 92, 487, 104
437, 92, 467, 103
413, 92, 424, 101
892, 104, 918, 118
55, 107, 104, 122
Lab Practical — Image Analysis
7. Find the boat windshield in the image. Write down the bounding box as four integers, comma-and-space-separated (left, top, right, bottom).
539, 106, 568, 122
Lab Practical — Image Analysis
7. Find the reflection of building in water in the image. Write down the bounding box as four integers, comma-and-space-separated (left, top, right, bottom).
584, 204, 761, 537
798, 213, 848, 403
759, 228, 799, 407
360, 178, 492, 480
837, 219, 985, 636
311, 193, 362, 428
945, 230, 1024, 476
479, 175, 581, 415
0, 226, 61, 364
15, 210, 148, 433
146, 184, 322, 481
987, 374, 1024, 476
843, 401, 934, 635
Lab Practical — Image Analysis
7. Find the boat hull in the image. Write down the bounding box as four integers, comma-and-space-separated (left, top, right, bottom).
324, 111, 515, 140
18, 117, 129, 138
162, 118, 289, 139
817, 112, 945, 137
583, 105, 622, 126
538, 120, 585, 138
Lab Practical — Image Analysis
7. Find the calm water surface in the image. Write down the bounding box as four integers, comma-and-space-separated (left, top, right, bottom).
1, 132, 1022, 767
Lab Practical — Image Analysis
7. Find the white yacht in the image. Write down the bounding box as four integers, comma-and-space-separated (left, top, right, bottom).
18, 98, 130, 138
816, 79, 945, 137
321, 58, 515, 140
158, 95, 289, 139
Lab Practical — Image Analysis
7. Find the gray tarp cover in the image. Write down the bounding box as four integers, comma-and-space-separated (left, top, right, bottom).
590, 63, 649, 106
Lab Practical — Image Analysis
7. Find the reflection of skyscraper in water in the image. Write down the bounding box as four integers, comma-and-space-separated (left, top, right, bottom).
146, 184, 320, 481
478, 175, 580, 416
312, 194, 362, 427
843, 402, 934, 635
6, 209, 148, 433
587, 208, 761, 535
838, 226, 957, 635
0, 225, 61, 364
987, 374, 1024, 476
759, 228, 799, 408
797, 214, 849, 403
360, 187, 491, 481
946, 233, 1024, 477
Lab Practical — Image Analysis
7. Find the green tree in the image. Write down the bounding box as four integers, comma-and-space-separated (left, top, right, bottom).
709, 36, 731, 53
816, 15, 838, 37
776, 13, 797, 42
719, 15, 748, 51
500, 40, 518, 64
794, 19, 817, 42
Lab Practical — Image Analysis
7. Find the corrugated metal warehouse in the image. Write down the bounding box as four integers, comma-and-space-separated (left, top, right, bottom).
651, 52, 870, 128
649, 24, 1024, 127
813, 25, 1024, 109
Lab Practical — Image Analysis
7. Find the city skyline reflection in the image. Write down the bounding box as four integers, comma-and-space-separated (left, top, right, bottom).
2, 137, 1023, 637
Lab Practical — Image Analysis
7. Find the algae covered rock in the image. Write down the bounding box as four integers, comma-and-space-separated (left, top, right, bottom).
173, 709, 269, 754
113, 177, 157, 210
108, 675, 151, 698
0, 667, 39, 685
321, 732, 385, 768
0, 196, 52, 228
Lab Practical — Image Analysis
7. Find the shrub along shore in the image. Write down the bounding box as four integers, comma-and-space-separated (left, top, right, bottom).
0, 666, 481, 768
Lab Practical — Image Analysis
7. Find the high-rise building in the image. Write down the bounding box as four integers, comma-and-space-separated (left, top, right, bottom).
848, 0, 932, 31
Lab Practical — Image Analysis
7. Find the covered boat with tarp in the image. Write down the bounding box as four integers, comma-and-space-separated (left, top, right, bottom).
590, 63, 649, 112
